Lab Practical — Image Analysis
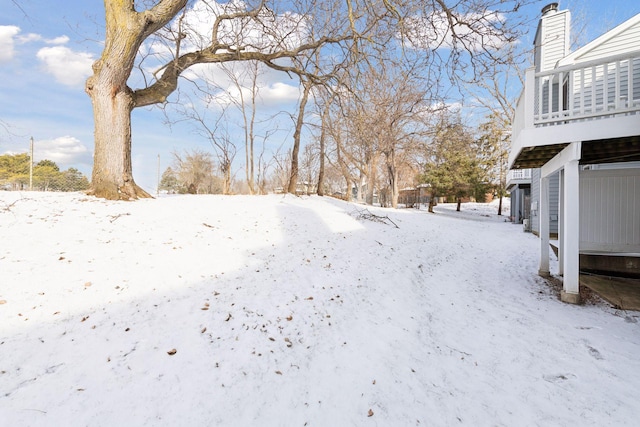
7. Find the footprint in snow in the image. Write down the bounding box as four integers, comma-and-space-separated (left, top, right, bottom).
586, 345, 604, 360
543, 373, 577, 383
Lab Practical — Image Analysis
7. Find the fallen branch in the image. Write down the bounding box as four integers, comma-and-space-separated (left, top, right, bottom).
0, 197, 27, 213
108, 213, 131, 223
1, 200, 19, 212
350, 208, 399, 228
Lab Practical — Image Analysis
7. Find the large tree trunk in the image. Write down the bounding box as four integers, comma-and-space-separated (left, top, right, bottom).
365, 152, 378, 205
428, 192, 436, 213
87, 83, 150, 200
222, 160, 231, 195
385, 149, 399, 208
85, 0, 186, 200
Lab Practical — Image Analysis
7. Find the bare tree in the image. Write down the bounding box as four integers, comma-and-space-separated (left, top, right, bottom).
86, 0, 356, 199
322, 102, 357, 200
476, 113, 510, 214
172, 96, 237, 194
218, 61, 262, 194
298, 143, 319, 194
172, 148, 219, 194
86, 0, 532, 200
314, 92, 333, 196
286, 77, 311, 194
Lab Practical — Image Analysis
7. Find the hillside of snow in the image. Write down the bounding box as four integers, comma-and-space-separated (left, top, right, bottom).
1, 192, 639, 426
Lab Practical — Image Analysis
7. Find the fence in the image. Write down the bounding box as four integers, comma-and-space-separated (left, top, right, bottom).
0, 143, 90, 193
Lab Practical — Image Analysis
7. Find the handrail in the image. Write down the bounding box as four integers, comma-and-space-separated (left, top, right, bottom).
510, 53, 640, 169
533, 52, 640, 125
535, 50, 640, 78
507, 169, 532, 180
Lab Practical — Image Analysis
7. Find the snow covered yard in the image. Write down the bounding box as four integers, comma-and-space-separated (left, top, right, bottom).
1, 192, 639, 426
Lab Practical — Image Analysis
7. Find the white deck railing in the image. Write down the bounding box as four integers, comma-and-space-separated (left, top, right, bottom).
507, 169, 532, 182
510, 51, 640, 168
534, 50, 640, 125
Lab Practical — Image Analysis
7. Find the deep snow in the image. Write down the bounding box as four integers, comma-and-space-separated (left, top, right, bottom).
1, 192, 639, 426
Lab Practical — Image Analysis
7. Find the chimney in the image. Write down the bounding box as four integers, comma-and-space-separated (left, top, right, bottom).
541, 3, 559, 16
534, 3, 570, 72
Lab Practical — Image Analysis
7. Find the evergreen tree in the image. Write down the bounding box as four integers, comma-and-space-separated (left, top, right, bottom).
420, 113, 486, 212
0, 154, 90, 192
159, 167, 180, 194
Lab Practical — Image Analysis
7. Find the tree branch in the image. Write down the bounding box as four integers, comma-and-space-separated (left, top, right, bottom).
133, 34, 350, 107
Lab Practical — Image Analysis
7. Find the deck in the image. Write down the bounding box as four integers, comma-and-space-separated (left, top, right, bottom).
509, 51, 640, 170
580, 274, 640, 311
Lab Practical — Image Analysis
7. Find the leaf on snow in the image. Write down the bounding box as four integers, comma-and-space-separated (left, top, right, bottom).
167, 349, 177, 355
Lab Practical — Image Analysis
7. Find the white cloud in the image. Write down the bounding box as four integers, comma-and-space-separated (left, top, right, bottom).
45, 35, 70, 45
15, 33, 68, 45
34, 136, 92, 168
17, 33, 42, 43
260, 82, 300, 104
36, 46, 94, 86
199, 75, 299, 109
0, 25, 21, 63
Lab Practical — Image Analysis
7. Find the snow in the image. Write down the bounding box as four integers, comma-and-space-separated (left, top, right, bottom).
1, 192, 639, 426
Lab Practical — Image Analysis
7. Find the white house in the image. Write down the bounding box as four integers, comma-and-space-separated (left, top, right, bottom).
506, 168, 560, 237
509, 3, 640, 304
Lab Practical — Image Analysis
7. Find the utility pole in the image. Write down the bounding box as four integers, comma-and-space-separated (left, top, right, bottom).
29, 136, 33, 191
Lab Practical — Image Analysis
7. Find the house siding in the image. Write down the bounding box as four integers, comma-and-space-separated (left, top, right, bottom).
531, 168, 540, 233
576, 21, 640, 62
530, 168, 559, 236
580, 167, 640, 252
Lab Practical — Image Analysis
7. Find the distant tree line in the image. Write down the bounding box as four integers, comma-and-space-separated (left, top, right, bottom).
159, 149, 225, 195
0, 153, 90, 192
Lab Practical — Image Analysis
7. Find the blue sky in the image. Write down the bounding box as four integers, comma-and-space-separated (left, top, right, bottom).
1, 0, 639, 192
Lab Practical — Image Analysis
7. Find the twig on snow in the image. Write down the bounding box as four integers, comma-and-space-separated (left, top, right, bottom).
108, 213, 131, 223
1, 199, 20, 212
350, 208, 399, 228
